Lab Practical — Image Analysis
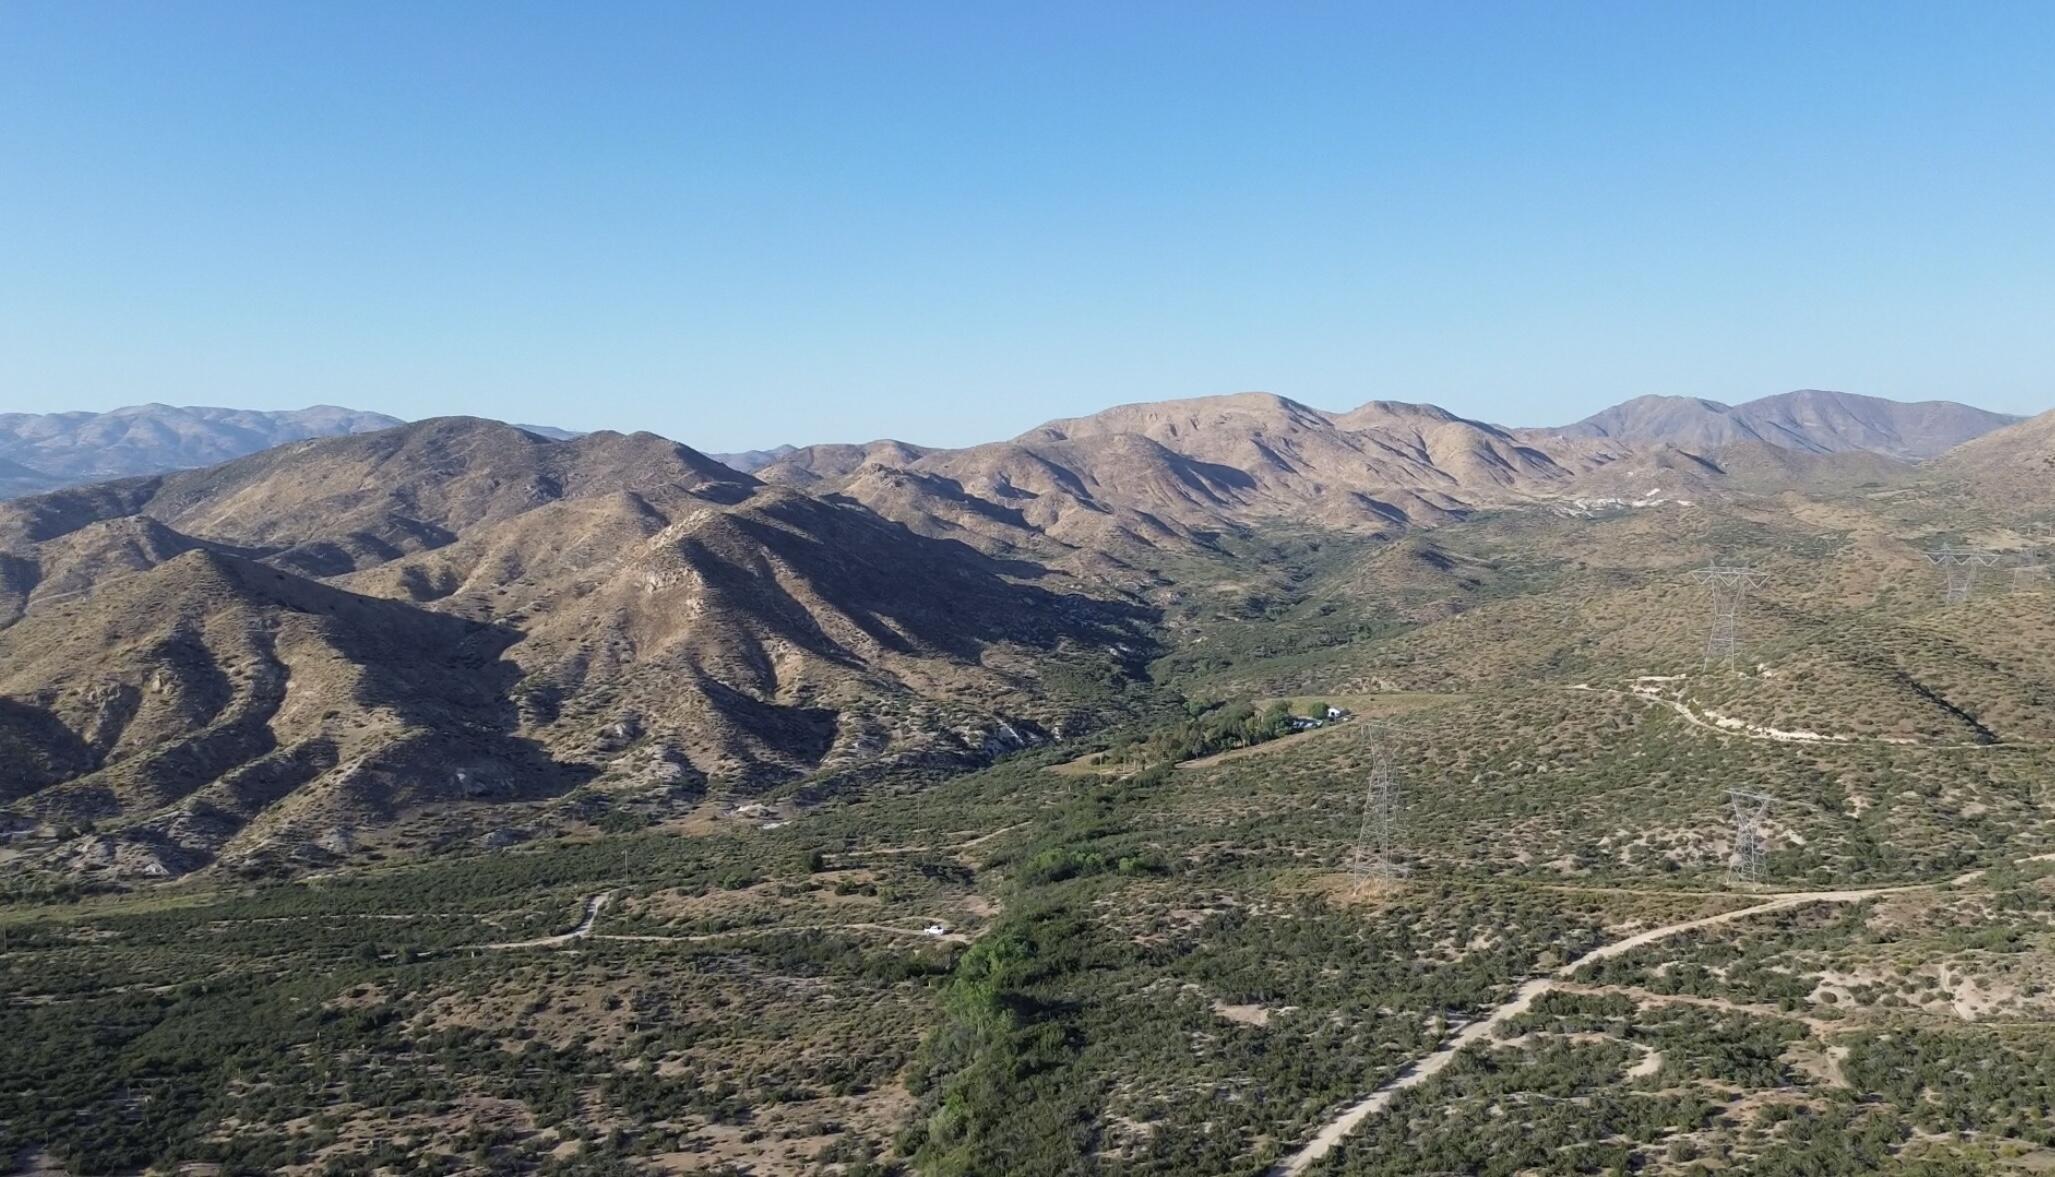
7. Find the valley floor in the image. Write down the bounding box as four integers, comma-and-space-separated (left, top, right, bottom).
9, 677, 2055, 1176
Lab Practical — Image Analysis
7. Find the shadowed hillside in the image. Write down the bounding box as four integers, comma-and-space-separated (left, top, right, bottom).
0, 419, 1155, 880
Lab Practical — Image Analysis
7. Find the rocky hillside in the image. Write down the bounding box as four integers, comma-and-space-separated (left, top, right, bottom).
744, 391, 2022, 580
750, 393, 1752, 571
1923, 408, 2055, 513
0, 419, 1147, 879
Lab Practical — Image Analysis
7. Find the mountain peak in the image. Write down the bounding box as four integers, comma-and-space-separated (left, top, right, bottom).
1555, 390, 2017, 460
1329, 400, 1470, 431
1019, 391, 1327, 444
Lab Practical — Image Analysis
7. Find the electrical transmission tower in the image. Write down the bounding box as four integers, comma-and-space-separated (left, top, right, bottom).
1728, 788, 1773, 887
2016, 524, 2050, 593
1351, 722, 1402, 889
1925, 545, 2004, 605
1687, 564, 1768, 668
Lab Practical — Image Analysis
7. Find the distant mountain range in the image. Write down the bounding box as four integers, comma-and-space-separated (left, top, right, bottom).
1546, 389, 2021, 460
0, 455, 55, 499
0, 404, 404, 497
0, 389, 2024, 503
708, 444, 801, 473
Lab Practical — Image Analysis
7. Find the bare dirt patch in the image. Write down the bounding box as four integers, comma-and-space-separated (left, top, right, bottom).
1049, 750, 1129, 777
1213, 1000, 1274, 1027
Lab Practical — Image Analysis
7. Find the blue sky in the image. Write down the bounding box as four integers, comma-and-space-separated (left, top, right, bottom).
2, 2, 2052, 450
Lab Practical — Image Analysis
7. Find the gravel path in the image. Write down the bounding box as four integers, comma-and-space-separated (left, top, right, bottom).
482, 892, 611, 949
1265, 884, 1898, 1176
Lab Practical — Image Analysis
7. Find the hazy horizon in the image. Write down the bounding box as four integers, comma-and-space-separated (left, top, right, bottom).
6, 385, 2043, 457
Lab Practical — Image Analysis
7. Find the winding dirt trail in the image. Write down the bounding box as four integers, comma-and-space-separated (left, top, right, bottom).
480, 892, 974, 951
594, 920, 972, 946
1265, 885, 1896, 1176
482, 892, 611, 949
1564, 683, 2033, 753
1564, 684, 1861, 746
471, 818, 1029, 952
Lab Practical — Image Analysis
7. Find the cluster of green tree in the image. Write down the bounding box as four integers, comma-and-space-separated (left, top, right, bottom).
900, 901, 1102, 1175
0, 929, 939, 1173
1736, 1103, 1997, 1177
1018, 844, 1168, 886
0, 871, 120, 905
1102, 697, 1334, 771
1512, 989, 1809, 1091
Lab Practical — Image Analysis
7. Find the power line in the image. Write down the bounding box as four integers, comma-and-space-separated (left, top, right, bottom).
1728, 788, 1773, 887
1925, 545, 2004, 605
1686, 564, 1768, 668
2015, 524, 2050, 593
1351, 722, 1403, 889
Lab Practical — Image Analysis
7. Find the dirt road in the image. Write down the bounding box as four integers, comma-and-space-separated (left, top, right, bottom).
483, 892, 611, 949
594, 920, 972, 946
1565, 683, 2029, 753
1265, 884, 1896, 1176
479, 893, 975, 950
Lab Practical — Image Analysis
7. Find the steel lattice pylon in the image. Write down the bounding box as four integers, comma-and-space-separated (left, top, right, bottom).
1351, 722, 1402, 888
2015, 524, 2050, 593
1687, 564, 1768, 669
1728, 788, 1773, 887
1925, 545, 2004, 605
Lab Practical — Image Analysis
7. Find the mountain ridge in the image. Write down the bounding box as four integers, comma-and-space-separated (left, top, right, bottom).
7, 389, 2015, 505
1548, 388, 2021, 459
0, 416, 1151, 877
745, 391, 1745, 558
